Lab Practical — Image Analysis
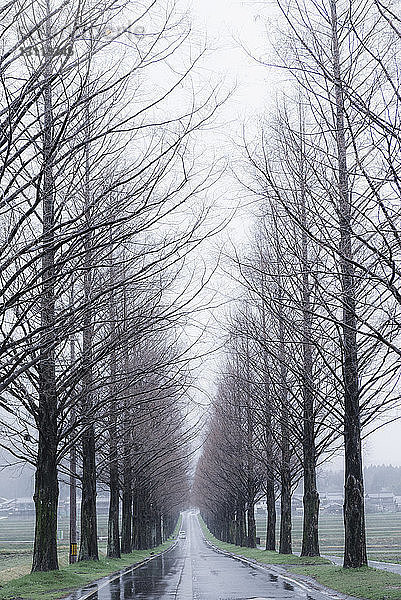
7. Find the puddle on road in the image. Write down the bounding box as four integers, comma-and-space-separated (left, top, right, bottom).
64, 551, 176, 600
283, 580, 294, 591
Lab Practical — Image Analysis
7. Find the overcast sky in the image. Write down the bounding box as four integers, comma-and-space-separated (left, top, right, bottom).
191, 0, 401, 468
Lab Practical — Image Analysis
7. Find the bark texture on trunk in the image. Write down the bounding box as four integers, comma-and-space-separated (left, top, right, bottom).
78, 98, 98, 562
235, 501, 246, 546
261, 267, 276, 551
247, 503, 257, 548
265, 472, 276, 551
69, 432, 77, 564
155, 510, 162, 546
301, 463, 320, 556
121, 481, 132, 553
107, 395, 120, 557
279, 451, 292, 554
301, 375, 320, 557
107, 470, 120, 558
163, 512, 176, 540
278, 274, 292, 555
245, 355, 256, 549
79, 424, 98, 560
32, 2, 59, 572
300, 162, 320, 557
106, 257, 120, 559
132, 488, 153, 550
121, 396, 132, 550
120, 294, 132, 554
32, 432, 59, 571
330, 0, 367, 569
263, 371, 276, 551
69, 335, 77, 564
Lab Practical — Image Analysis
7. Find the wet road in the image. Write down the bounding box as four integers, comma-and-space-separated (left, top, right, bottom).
69, 512, 334, 600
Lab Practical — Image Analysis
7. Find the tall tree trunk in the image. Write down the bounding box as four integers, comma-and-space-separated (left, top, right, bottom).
69, 437, 77, 564
263, 341, 276, 550
245, 335, 256, 549
79, 423, 98, 560
301, 404, 320, 556
120, 333, 132, 553
279, 431, 292, 554
235, 500, 246, 546
301, 334, 320, 556
278, 273, 292, 555
78, 98, 98, 562
132, 487, 139, 550
162, 512, 171, 541
107, 456, 120, 558
32, 431, 59, 571
299, 134, 320, 557
69, 330, 77, 564
107, 391, 120, 557
121, 398, 133, 554
330, 0, 367, 569
155, 510, 162, 546
121, 474, 132, 553
133, 487, 151, 550
107, 246, 120, 559
32, 1, 59, 572
247, 503, 257, 548
265, 469, 276, 551
260, 265, 276, 551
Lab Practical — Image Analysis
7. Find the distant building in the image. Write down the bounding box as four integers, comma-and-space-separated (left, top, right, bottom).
4, 497, 35, 516
321, 502, 342, 515
60, 496, 110, 517
365, 492, 397, 513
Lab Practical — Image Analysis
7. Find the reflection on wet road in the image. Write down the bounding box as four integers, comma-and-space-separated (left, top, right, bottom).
67, 512, 331, 600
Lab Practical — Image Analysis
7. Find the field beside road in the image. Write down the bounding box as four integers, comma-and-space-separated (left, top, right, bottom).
1, 511, 401, 584
0, 517, 181, 600
0, 515, 109, 582
256, 512, 401, 561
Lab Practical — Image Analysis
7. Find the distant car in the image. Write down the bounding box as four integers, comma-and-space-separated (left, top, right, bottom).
179, 530, 186, 538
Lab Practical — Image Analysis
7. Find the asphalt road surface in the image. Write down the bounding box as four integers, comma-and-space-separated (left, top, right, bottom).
69, 512, 336, 600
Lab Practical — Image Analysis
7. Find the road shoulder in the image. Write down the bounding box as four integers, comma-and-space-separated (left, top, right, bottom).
198, 516, 401, 600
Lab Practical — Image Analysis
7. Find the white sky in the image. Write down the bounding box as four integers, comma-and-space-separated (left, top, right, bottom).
190, 0, 401, 468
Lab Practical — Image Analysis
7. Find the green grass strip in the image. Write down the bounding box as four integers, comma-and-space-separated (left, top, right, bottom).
198, 515, 328, 565
290, 564, 401, 600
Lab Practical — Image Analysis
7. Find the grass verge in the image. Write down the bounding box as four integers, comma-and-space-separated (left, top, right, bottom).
367, 554, 401, 564
198, 515, 328, 565
0, 546, 71, 584
290, 564, 401, 600
0, 517, 181, 600
199, 516, 401, 599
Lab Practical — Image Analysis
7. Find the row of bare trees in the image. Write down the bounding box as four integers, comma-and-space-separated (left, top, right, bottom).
1, 0, 223, 572
195, 0, 401, 569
